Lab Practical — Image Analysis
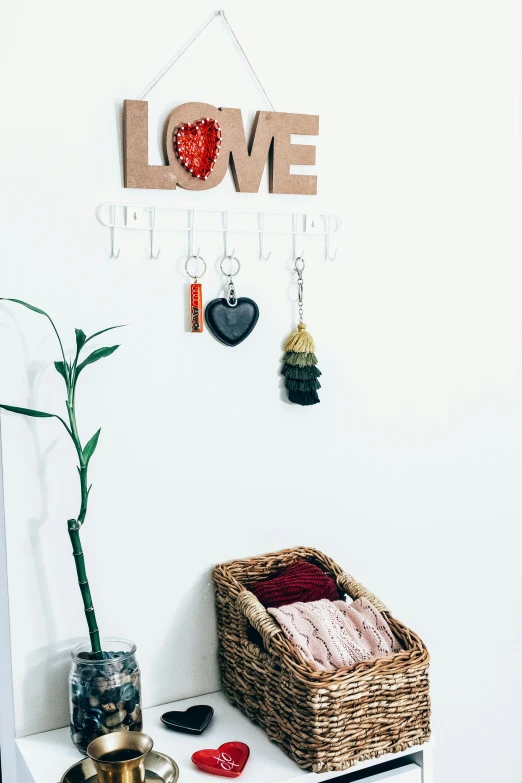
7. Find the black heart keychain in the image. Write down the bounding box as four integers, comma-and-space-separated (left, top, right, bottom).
205, 255, 259, 346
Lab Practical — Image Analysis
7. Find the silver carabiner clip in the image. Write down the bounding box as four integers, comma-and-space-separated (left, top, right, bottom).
220, 255, 240, 308
295, 256, 305, 321
297, 277, 304, 306
226, 276, 237, 307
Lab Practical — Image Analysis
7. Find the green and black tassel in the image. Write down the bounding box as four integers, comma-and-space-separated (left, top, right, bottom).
282, 322, 321, 406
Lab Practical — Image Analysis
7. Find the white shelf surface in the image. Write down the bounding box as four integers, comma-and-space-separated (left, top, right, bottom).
16, 690, 431, 783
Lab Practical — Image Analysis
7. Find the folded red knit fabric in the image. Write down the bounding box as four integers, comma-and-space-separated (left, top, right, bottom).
249, 559, 340, 609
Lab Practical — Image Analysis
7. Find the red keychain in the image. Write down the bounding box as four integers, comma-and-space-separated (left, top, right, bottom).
185, 253, 207, 333
190, 282, 203, 333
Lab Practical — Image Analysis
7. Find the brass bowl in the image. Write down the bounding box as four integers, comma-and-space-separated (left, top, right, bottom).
61, 745, 178, 783
87, 732, 153, 783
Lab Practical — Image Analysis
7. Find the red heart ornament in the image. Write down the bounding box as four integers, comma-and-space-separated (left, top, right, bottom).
175, 118, 222, 180
191, 741, 250, 778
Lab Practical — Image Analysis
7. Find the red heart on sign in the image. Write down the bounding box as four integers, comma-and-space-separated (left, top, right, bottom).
174, 118, 222, 180
191, 741, 250, 778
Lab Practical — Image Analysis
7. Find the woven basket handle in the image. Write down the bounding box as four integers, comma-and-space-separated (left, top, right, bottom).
236, 590, 283, 650
337, 571, 389, 613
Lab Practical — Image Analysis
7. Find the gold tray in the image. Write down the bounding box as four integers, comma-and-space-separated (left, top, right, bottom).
61, 750, 179, 783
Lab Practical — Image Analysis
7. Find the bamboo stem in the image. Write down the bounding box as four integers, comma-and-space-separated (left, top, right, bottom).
68, 519, 102, 658
78, 466, 89, 525
66, 387, 99, 654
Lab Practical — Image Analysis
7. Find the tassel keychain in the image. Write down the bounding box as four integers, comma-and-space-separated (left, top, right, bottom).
282, 257, 321, 406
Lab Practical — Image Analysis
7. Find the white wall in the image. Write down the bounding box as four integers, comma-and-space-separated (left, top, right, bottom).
0, 423, 18, 783
1, 1, 521, 781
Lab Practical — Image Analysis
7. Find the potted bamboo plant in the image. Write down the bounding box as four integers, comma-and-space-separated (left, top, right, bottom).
0, 299, 142, 753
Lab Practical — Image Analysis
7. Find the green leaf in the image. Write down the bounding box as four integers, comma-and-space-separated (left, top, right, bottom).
0, 403, 56, 418
82, 428, 101, 466
76, 345, 120, 377
0, 404, 72, 436
0, 298, 52, 318
85, 325, 126, 345
54, 361, 69, 384
75, 329, 87, 352
0, 299, 68, 370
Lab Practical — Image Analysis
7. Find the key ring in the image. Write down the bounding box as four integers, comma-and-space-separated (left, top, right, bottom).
220, 255, 241, 277
185, 254, 207, 282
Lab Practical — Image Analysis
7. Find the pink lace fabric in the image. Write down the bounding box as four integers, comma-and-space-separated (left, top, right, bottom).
268, 598, 403, 672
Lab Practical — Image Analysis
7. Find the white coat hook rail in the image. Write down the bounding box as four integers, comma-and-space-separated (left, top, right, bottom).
96, 204, 342, 260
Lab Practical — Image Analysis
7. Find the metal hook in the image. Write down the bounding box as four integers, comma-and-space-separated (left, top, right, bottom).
292, 213, 299, 261
149, 207, 161, 260
223, 210, 235, 258
325, 214, 338, 261
108, 204, 121, 259
258, 212, 271, 260
223, 210, 228, 256
188, 208, 196, 257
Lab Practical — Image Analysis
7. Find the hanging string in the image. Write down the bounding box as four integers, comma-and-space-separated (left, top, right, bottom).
138, 12, 218, 100
137, 9, 276, 112
218, 10, 276, 112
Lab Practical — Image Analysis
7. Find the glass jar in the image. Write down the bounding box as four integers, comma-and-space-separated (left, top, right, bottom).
69, 638, 142, 754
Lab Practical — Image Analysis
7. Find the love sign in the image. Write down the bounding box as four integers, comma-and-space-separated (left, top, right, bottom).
123, 100, 319, 195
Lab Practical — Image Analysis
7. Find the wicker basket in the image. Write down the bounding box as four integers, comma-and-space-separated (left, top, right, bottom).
214, 546, 430, 773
